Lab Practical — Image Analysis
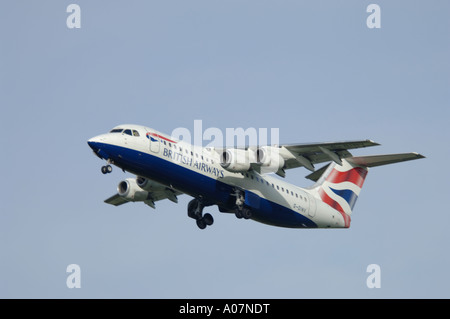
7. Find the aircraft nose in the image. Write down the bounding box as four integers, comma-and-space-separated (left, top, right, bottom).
87, 135, 111, 160
87, 135, 107, 152
87, 137, 100, 151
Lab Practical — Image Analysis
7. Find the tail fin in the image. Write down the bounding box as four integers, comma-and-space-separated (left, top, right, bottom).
312, 160, 368, 224
308, 152, 425, 227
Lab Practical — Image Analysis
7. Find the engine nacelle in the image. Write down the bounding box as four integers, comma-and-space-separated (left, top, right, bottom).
220, 149, 252, 173
117, 178, 150, 202
256, 146, 285, 173
136, 176, 165, 192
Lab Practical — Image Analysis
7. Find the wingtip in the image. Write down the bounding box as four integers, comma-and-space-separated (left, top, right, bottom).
367, 139, 381, 146
413, 152, 426, 159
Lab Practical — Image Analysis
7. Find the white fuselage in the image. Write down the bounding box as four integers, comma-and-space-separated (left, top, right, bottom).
88, 124, 347, 228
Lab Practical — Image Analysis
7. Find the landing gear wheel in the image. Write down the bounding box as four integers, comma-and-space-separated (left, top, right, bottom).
203, 213, 214, 226
101, 165, 112, 174
235, 210, 243, 219
196, 218, 207, 230
242, 208, 252, 220
188, 199, 214, 229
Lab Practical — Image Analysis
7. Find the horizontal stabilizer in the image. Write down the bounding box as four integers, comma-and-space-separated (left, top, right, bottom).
306, 152, 425, 182
305, 163, 331, 182
346, 152, 425, 167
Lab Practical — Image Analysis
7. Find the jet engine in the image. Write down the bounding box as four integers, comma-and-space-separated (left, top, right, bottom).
256, 146, 285, 173
117, 178, 150, 202
136, 176, 165, 192
220, 149, 253, 173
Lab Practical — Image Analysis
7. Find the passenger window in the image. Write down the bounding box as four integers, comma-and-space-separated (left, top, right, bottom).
132, 130, 140, 137
276, 185, 279, 190
123, 129, 132, 136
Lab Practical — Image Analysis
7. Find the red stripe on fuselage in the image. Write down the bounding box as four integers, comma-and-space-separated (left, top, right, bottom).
149, 133, 177, 144
326, 167, 367, 188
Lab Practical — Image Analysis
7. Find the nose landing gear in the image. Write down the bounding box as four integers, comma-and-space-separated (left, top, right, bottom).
101, 160, 114, 174
101, 165, 113, 174
188, 199, 214, 230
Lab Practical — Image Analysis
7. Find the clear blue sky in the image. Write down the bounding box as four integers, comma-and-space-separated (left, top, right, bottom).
1, 1, 449, 298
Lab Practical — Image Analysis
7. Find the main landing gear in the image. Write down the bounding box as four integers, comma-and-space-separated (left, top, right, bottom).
232, 189, 252, 220
235, 206, 252, 220
188, 199, 214, 230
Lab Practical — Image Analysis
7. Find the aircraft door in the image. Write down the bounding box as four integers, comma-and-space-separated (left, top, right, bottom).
307, 193, 316, 217
148, 132, 160, 153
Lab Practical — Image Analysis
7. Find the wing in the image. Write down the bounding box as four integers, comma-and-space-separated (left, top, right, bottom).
280, 140, 380, 172
214, 139, 380, 177
104, 188, 183, 208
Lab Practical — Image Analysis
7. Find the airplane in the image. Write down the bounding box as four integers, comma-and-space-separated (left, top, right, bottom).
87, 124, 425, 230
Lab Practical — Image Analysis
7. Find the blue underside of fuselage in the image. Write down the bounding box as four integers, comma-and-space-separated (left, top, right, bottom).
90, 142, 317, 228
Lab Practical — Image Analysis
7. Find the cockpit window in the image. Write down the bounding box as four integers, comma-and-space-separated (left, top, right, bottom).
111, 128, 139, 136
